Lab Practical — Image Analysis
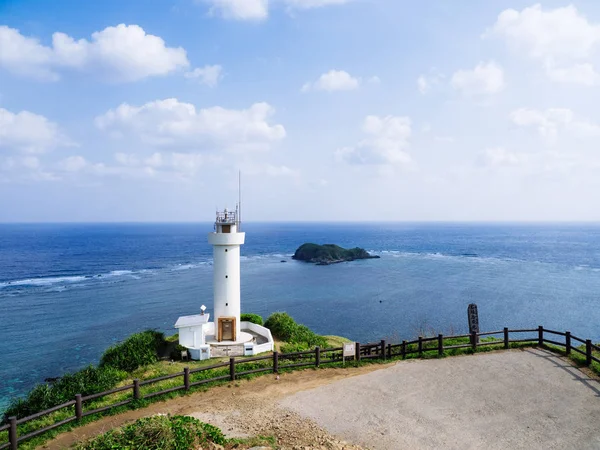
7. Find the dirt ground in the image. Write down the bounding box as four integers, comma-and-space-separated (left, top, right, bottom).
43, 348, 600, 450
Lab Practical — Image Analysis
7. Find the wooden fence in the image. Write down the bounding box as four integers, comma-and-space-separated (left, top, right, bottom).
1, 325, 598, 449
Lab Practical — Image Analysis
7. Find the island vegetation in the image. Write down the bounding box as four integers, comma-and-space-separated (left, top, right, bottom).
292, 243, 380, 265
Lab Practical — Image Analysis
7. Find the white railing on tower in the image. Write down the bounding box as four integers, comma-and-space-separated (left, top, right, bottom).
216, 210, 237, 224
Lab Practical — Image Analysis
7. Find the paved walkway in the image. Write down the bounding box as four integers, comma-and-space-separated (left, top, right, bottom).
281, 348, 600, 449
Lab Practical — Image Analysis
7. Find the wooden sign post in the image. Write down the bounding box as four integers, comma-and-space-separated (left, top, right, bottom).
468, 304, 479, 344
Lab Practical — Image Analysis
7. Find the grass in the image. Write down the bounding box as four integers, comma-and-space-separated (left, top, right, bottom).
322, 335, 352, 347
541, 343, 600, 375
2, 325, 598, 450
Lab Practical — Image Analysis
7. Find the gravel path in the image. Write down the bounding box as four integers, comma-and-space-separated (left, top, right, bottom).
44, 348, 600, 449
280, 348, 600, 449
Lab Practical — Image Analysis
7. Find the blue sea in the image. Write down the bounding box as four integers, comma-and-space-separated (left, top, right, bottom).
1, 222, 600, 412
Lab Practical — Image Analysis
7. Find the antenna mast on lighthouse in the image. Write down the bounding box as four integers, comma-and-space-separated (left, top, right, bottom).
237, 170, 242, 231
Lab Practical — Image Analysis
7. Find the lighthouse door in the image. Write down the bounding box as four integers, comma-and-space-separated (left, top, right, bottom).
218, 317, 236, 341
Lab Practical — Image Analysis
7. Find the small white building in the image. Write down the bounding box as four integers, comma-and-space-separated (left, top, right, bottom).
175, 206, 274, 359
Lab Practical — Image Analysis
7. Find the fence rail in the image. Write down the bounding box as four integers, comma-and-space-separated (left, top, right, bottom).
1, 325, 598, 449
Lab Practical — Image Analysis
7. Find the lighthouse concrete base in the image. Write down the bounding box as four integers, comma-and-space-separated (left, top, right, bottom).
205, 331, 254, 357
205, 331, 254, 346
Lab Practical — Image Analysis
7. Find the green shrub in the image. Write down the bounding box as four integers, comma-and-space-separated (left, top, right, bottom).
3, 366, 126, 420
240, 313, 263, 325
100, 330, 166, 372
75, 414, 226, 450
265, 312, 328, 348
170, 344, 188, 361
264, 312, 297, 341
280, 342, 310, 353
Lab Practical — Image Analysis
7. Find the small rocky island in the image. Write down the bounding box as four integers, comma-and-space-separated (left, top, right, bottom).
292, 243, 380, 265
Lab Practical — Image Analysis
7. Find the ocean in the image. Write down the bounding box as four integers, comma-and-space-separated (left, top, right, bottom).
1, 222, 600, 412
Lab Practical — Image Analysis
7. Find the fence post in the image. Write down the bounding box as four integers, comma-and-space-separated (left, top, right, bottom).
401, 340, 407, 359
133, 379, 140, 400
586, 340, 593, 366
470, 332, 477, 351
229, 357, 236, 381
565, 331, 571, 355
315, 346, 320, 367
387, 343, 392, 359
9, 416, 17, 450
273, 351, 279, 373
418, 336, 423, 357
538, 326, 543, 346
381, 340, 386, 360
75, 394, 82, 420
184, 367, 190, 391
438, 334, 443, 357
355, 342, 361, 362
504, 327, 509, 349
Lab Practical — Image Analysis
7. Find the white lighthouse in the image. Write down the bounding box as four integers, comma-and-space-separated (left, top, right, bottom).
208, 207, 245, 341
174, 199, 274, 359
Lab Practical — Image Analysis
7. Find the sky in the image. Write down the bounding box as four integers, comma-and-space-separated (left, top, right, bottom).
1, 0, 600, 222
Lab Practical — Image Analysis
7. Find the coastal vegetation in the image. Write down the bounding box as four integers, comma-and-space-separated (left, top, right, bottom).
1, 315, 332, 423
74, 415, 228, 450
292, 243, 380, 265
2, 319, 598, 450
240, 313, 264, 325
3, 330, 168, 421
99, 330, 167, 372
75, 414, 276, 450
3, 366, 127, 420
264, 312, 329, 352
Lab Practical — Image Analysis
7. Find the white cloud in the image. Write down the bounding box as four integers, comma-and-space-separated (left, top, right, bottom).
417, 70, 444, 94
184, 64, 223, 87
0, 108, 69, 153
367, 75, 381, 84
545, 63, 600, 86
199, 0, 349, 20
200, 0, 268, 20
336, 115, 412, 166
114, 152, 204, 175
57, 155, 160, 179
487, 4, 600, 85
479, 147, 528, 167
511, 108, 600, 142
285, 0, 349, 9
417, 76, 430, 94
0, 24, 189, 82
60, 155, 88, 172
242, 162, 300, 178
263, 164, 298, 177
0, 155, 59, 181
96, 99, 286, 153
302, 69, 360, 92
451, 61, 505, 95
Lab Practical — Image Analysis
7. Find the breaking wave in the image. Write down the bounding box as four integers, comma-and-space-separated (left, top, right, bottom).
0, 252, 297, 292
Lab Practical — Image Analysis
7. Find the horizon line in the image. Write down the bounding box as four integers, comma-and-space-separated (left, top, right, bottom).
2, 220, 600, 225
